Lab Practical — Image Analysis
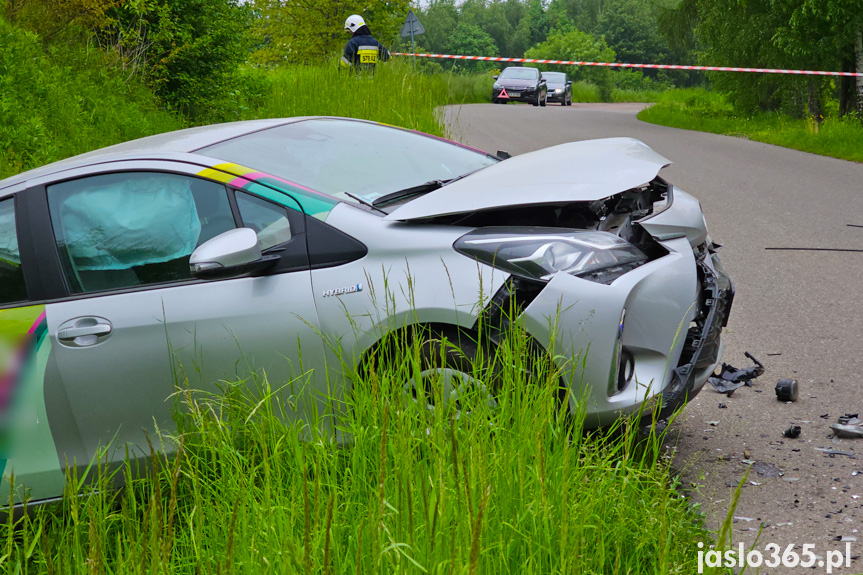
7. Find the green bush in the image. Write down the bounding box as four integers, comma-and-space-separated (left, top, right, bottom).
0, 16, 181, 180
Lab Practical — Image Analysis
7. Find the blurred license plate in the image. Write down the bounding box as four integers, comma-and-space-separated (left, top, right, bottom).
509, 92, 520, 97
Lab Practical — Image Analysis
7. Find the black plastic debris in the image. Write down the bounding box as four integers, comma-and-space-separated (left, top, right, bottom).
708, 351, 765, 396
839, 413, 860, 424
775, 378, 799, 402
831, 414, 863, 439
783, 425, 801, 439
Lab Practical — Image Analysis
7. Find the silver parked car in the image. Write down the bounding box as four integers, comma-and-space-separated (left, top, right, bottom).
0, 117, 732, 507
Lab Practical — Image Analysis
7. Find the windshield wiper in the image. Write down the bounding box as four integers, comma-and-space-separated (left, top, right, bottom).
372, 180, 446, 207
372, 166, 490, 208
344, 192, 387, 215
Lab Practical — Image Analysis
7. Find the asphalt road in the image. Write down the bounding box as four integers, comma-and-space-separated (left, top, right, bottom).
445, 103, 863, 573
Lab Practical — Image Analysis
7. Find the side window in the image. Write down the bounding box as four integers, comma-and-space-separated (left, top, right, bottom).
0, 198, 27, 305
48, 172, 236, 294
235, 191, 293, 251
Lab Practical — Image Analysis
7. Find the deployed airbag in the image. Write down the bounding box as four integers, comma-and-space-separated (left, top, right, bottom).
56, 175, 201, 270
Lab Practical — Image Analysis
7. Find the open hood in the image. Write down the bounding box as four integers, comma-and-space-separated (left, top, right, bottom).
384, 138, 671, 222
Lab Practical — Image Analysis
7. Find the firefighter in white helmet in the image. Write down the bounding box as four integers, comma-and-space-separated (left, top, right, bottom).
341, 14, 390, 72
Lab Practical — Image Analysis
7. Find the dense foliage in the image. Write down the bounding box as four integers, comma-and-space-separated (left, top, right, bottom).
0, 14, 180, 180
660, 0, 862, 118
250, 0, 410, 65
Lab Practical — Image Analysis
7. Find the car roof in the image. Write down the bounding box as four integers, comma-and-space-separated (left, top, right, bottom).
502, 66, 539, 72
0, 117, 316, 194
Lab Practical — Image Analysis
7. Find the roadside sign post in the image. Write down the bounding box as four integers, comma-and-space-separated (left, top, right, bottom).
399, 10, 425, 70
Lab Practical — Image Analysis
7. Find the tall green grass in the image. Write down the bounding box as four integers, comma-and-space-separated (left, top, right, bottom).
639, 88, 863, 163
240, 61, 488, 136
1, 324, 708, 574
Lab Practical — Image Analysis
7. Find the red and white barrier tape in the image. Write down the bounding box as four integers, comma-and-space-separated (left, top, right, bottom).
391, 53, 863, 78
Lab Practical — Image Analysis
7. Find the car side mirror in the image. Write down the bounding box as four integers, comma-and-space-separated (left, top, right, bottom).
493, 75, 499, 80
190, 228, 278, 280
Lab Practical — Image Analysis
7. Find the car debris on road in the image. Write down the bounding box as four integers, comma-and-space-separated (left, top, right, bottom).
831, 414, 863, 439
774, 378, 799, 401
708, 351, 765, 396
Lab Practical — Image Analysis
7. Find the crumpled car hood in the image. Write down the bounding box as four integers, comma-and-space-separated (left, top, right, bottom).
384, 138, 672, 221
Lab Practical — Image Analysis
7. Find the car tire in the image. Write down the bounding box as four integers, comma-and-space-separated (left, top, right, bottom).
406, 330, 500, 418
532, 95, 539, 107
540, 93, 547, 107
565, 95, 572, 106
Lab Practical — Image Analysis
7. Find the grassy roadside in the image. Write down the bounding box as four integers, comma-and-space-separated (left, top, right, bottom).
638, 88, 863, 163
2, 326, 709, 574
237, 61, 489, 137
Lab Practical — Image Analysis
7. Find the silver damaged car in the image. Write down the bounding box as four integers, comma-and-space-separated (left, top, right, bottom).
0, 117, 732, 507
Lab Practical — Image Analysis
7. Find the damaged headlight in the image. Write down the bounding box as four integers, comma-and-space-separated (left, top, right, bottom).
455, 228, 648, 284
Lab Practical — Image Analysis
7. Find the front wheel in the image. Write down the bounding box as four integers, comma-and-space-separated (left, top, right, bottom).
406, 331, 498, 418
540, 93, 547, 107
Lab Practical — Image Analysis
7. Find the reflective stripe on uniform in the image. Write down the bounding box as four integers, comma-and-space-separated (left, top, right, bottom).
340, 56, 352, 67
357, 46, 379, 64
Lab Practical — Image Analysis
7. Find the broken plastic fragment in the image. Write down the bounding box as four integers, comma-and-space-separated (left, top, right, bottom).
831, 423, 863, 439
708, 352, 765, 396
783, 425, 802, 439
814, 447, 856, 457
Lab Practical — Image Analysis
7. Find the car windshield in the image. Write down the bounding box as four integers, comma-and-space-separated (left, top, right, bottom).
500, 68, 538, 80
199, 119, 497, 204
542, 72, 566, 86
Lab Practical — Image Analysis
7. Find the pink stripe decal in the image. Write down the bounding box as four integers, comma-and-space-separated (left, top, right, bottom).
391, 53, 863, 77
27, 312, 46, 335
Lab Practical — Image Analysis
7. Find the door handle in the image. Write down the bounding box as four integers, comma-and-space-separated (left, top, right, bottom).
58, 323, 112, 340
56, 317, 113, 347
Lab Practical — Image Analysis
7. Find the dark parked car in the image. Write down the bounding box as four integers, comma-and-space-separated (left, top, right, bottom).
492, 67, 547, 106
542, 72, 573, 106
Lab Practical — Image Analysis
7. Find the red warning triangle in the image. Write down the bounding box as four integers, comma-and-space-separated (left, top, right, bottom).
499, 87, 509, 99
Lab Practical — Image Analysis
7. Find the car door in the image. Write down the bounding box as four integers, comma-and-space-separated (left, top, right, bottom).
0, 192, 69, 504
37, 163, 328, 476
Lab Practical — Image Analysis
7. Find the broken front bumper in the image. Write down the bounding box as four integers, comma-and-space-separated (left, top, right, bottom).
518, 235, 733, 427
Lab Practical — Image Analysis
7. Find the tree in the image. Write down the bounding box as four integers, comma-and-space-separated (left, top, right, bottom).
525, 28, 616, 98
594, 0, 668, 67
445, 21, 499, 71
251, 0, 409, 65
780, 0, 863, 118
94, 0, 253, 120
416, 0, 459, 55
